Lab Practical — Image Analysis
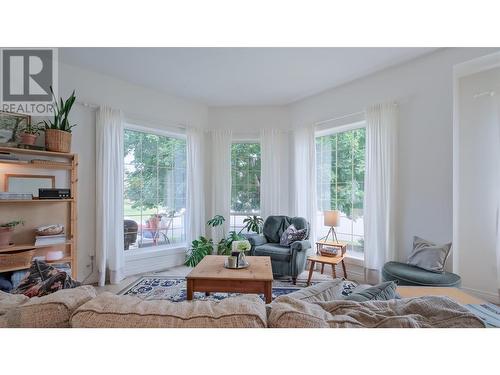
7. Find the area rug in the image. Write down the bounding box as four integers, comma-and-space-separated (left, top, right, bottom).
118, 276, 314, 302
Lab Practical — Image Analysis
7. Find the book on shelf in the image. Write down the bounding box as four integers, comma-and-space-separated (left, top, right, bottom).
0, 192, 33, 200
34, 234, 67, 246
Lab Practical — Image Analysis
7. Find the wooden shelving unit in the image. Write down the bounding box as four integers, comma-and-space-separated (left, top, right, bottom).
0, 147, 78, 278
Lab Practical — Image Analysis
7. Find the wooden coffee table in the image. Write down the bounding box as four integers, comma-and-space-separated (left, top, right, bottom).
186, 255, 274, 303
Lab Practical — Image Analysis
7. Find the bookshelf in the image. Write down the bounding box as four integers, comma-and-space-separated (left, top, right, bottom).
0, 147, 78, 278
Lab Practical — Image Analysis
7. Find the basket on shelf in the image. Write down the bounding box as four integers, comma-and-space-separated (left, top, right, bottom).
319, 247, 340, 257
0, 250, 35, 272
45, 129, 72, 153
317, 242, 347, 258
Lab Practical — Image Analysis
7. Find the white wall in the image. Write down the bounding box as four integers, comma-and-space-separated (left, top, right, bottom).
290, 48, 500, 270
58, 63, 208, 281
456, 65, 500, 302
208, 106, 290, 133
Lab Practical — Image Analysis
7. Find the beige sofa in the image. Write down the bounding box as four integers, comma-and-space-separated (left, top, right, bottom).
0, 280, 485, 328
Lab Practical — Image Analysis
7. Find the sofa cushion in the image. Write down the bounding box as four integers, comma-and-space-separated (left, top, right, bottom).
382, 261, 461, 287
3, 285, 96, 328
280, 279, 362, 303
0, 290, 29, 328
407, 236, 452, 273
254, 243, 291, 261
280, 224, 307, 246
268, 295, 485, 328
345, 281, 399, 302
71, 293, 267, 328
263, 216, 310, 244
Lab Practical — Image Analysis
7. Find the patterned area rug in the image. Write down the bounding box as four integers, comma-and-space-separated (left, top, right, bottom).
118, 276, 314, 302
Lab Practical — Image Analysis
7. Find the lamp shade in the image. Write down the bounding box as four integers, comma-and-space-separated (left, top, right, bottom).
324, 210, 339, 227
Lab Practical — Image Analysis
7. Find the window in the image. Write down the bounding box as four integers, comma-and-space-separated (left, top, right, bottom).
123, 127, 187, 251
230, 142, 261, 232
316, 125, 366, 257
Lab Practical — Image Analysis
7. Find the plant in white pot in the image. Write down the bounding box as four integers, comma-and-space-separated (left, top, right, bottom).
39, 87, 77, 153
0, 219, 24, 248
19, 121, 41, 146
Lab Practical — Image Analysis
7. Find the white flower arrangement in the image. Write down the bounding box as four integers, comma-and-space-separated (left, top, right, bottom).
232, 240, 251, 252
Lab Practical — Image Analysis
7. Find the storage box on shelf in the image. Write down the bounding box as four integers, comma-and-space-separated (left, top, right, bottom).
0, 147, 78, 279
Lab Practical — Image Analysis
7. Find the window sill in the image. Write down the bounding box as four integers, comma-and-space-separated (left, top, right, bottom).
344, 254, 365, 267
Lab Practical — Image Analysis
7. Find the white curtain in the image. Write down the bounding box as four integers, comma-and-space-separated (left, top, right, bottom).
292, 124, 317, 246
210, 129, 232, 240
495, 95, 500, 292
95, 106, 125, 286
260, 128, 285, 218
186, 126, 206, 245
363, 102, 399, 270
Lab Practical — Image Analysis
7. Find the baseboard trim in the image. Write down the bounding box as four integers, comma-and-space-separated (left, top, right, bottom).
461, 286, 500, 303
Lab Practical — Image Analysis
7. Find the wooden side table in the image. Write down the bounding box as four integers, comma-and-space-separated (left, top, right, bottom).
306, 254, 347, 286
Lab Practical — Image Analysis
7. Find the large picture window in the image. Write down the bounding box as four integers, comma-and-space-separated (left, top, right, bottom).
230, 142, 261, 232
316, 125, 366, 256
123, 127, 187, 251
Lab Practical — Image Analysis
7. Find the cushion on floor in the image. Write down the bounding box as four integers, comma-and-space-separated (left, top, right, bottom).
253, 243, 291, 262
382, 261, 461, 287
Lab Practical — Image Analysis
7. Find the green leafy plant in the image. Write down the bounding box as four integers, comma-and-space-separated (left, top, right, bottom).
207, 215, 225, 228
39, 86, 77, 133
22, 122, 41, 135
0, 219, 24, 228
217, 231, 245, 255
185, 236, 214, 267
239, 215, 264, 234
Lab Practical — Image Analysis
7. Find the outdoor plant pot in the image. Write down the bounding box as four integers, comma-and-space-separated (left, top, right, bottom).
20, 132, 37, 145
0, 227, 14, 248
45, 128, 72, 153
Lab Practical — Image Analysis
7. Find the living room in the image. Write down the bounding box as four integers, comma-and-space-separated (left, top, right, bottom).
1, 0, 499, 373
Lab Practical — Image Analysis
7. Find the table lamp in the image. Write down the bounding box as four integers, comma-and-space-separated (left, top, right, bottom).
323, 210, 339, 242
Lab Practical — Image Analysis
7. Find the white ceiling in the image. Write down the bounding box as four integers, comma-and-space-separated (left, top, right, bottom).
59, 48, 438, 106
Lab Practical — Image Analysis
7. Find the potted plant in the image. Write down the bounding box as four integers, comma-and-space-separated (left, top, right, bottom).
39, 86, 77, 153
239, 215, 264, 234
0, 219, 24, 248
185, 236, 214, 267
19, 121, 40, 145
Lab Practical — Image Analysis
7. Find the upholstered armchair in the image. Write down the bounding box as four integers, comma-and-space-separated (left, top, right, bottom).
246, 216, 311, 284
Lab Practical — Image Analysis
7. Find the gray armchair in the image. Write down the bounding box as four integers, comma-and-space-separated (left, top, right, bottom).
246, 215, 311, 284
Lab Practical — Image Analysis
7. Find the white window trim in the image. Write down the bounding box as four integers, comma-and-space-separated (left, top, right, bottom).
315, 120, 365, 138
315, 120, 367, 262
123, 124, 188, 274
124, 122, 187, 140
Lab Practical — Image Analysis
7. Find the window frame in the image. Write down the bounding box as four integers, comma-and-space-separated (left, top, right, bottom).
230, 139, 261, 233
315, 120, 366, 260
123, 122, 188, 256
